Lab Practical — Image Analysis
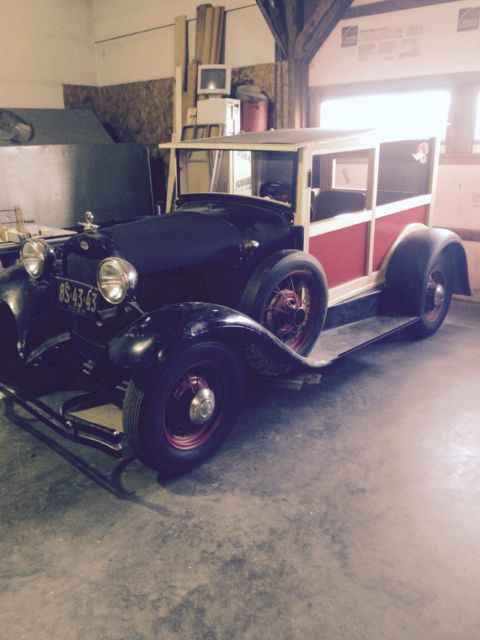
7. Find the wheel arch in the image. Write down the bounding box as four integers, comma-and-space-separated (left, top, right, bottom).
0, 265, 69, 358
108, 302, 316, 380
440, 239, 470, 296
0, 300, 19, 358
385, 227, 471, 314
239, 248, 328, 356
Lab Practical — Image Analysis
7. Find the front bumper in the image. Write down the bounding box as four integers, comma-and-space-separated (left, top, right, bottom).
0, 376, 124, 458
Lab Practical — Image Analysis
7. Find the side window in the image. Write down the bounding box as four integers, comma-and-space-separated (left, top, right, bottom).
311, 152, 368, 222
377, 140, 431, 205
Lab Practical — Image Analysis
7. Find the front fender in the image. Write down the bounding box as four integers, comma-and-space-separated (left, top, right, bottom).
108, 302, 325, 376
0, 265, 68, 357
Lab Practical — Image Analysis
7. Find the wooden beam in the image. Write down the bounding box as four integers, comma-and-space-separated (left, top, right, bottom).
174, 16, 187, 91
284, 0, 298, 58
210, 6, 223, 64
182, 60, 198, 126
256, 0, 288, 59
345, 0, 460, 19
202, 5, 214, 64
294, 0, 353, 63
195, 4, 211, 62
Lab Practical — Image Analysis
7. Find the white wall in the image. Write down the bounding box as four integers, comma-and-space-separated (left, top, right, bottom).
310, 0, 480, 86
434, 164, 480, 299
0, 0, 274, 102
0, 0, 96, 108
91, 0, 275, 86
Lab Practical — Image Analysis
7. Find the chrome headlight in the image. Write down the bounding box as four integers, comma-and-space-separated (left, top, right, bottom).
21, 238, 54, 279
97, 257, 137, 305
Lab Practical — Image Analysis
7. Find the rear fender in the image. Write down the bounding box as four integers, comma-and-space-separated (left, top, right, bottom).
108, 302, 321, 378
0, 265, 68, 358
385, 228, 471, 313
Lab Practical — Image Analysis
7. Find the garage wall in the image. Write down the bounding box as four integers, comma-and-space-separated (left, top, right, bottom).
0, 0, 274, 108
0, 0, 95, 108
309, 0, 480, 301
65, 2, 277, 161
91, 0, 275, 86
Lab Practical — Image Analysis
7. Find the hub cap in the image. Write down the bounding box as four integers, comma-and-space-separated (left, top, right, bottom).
163, 365, 224, 451
424, 267, 447, 322
433, 282, 445, 307
189, 388, 215, 425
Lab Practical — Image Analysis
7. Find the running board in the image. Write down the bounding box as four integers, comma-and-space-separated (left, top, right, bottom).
262, 315, 417, 388
309, 314, 418, 363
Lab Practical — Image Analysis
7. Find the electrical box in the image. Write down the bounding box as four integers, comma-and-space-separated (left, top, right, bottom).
196, 98, 241, 135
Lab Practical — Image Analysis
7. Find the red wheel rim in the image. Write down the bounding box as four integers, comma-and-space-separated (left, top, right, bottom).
262, 270, 318, 351
423, 266, 447, 323
163, 362, 225, 451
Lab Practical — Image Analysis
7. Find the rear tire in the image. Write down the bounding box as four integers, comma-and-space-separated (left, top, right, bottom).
409, 254, 453, 338
123, 341, 244, 474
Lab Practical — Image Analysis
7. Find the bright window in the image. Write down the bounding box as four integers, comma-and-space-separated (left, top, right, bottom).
320, 90, 451, 139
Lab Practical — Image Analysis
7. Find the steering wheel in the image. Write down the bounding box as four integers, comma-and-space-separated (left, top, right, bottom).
259, 181, 292, 204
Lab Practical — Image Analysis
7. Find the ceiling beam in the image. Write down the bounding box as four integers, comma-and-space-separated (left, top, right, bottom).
294, 0, 353, 63
256, 0, 288, 59
345, 0, 460, 19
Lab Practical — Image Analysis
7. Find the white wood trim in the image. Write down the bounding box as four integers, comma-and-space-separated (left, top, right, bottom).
327, 276, 376, 306
375, 194, 431, 218
309, 211, 372, 237
295, 148, 312, 245
160, 128, 439, 154
427, 136, 440, 226
366, 145, 380, 278
308, 195, 431, 238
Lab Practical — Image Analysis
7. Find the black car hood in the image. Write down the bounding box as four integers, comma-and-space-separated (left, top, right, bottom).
98, 211, 242, 273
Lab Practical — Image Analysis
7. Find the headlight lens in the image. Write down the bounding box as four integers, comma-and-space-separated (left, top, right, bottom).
97, 257, 137, 305
21, 239, 53, 279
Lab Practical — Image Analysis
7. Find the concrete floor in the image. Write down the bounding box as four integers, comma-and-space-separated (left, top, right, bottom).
1, 299, 479, 640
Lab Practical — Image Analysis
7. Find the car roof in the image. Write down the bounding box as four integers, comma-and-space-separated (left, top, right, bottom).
161, 127, 437, 154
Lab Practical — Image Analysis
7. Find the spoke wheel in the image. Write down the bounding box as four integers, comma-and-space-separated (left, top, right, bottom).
409, 254, 453, 339
262, 272, 318, 352
240, 250, 327, 356
123, 342, 244, 474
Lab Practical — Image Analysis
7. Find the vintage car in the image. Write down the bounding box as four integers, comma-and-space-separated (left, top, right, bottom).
0, 128, 470, 475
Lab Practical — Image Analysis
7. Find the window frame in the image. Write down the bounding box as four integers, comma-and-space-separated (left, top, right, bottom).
309, 71, 480, 157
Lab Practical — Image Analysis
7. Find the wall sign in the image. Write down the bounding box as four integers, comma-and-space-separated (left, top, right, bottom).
457, 7, 480, 31
346, 23, 424, 62
341, 26, 358, 47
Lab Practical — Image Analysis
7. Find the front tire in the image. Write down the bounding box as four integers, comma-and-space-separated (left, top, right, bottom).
123, 341, 244, 474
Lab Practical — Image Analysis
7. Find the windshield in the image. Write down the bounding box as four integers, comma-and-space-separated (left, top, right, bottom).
177, 149, 297, 208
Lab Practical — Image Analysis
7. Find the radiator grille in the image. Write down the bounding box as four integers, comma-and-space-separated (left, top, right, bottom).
65, 252, 100, 286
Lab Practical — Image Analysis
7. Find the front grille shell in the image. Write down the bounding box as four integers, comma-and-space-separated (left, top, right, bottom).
61, 235, 124, 351
65, 252, 100, 286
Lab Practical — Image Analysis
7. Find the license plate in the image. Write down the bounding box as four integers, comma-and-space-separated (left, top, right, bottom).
57, 278, 100, 317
